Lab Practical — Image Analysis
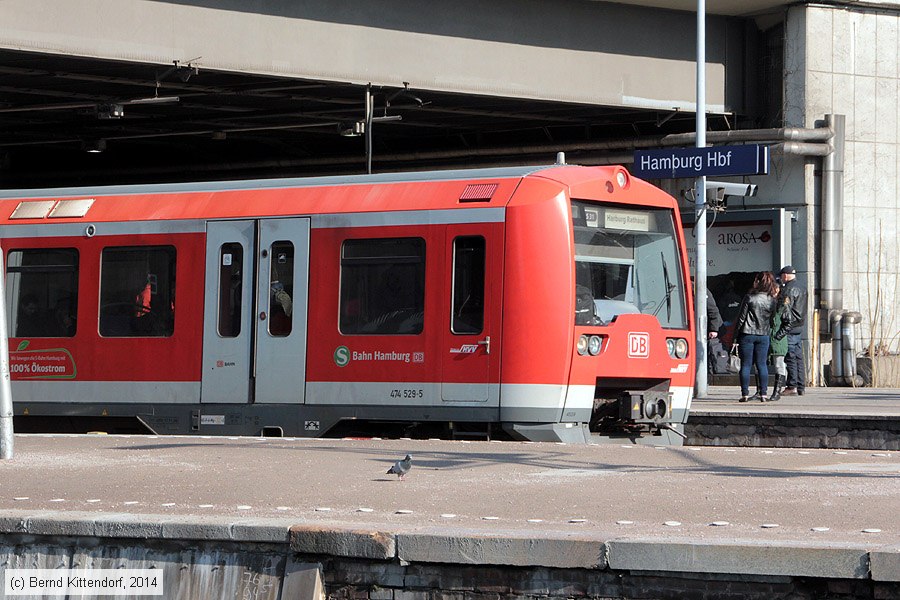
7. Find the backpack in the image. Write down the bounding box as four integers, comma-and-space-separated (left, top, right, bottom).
708, 337, 730, 375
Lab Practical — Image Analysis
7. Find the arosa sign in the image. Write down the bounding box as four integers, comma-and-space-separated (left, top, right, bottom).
633, 145, 769, 179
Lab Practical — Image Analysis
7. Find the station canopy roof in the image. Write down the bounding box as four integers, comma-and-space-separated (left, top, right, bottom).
0, 49, 716, 188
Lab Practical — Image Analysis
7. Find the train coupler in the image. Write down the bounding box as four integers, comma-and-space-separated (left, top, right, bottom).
618, 390, 673, 424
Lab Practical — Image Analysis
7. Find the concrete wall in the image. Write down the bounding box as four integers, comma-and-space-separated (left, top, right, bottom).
785, 5, 900, 355
0, 514, 898, 600
0, 0, 743, 112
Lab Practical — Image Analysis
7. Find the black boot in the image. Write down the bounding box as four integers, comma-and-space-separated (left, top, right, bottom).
769, 375, 783, 402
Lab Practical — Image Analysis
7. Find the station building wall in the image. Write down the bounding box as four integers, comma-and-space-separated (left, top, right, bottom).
785, 4, 900, 357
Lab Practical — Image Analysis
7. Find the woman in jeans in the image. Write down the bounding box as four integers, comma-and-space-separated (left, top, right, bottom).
734, 272, 778, 402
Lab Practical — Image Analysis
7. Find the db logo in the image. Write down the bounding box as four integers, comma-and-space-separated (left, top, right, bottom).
628, 332, 650, 358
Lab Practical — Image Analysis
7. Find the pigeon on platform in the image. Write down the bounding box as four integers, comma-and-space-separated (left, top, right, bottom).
387, 454, 412, 480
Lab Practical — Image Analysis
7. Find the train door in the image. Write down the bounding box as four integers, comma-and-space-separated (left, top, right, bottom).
441, 226, 500, 404
202, 220, 254, 403
201, 218, 310, 404
254, 218, 309, 403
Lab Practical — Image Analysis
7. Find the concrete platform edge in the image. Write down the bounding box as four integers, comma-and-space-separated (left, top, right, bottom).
0, 510, 297, 544
1, 510, 897, 581
870, 544, 900, 582
289, 523, 396, 559
607, 537, 874, 579
396, 529, 606, 569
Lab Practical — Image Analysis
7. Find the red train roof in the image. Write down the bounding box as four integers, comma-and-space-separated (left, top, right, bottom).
0, 164, 674, 225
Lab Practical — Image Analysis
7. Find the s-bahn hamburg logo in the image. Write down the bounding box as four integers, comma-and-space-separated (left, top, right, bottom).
334, 346, 351, 367
628, 332, 651, 358
333, 346, 425, 367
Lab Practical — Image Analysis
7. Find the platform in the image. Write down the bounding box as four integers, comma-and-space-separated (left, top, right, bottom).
0, 434, 897, 599
695, 385, 900, 415
688, 386, 900, 449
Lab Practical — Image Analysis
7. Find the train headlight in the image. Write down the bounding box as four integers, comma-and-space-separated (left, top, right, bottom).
616, 171, 628, 189
666, 338, 689, 359
576, 335, 589, 355
588, 335, 602, 356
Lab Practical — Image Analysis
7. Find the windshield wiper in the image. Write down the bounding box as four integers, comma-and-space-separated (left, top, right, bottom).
652, 252, 676, 320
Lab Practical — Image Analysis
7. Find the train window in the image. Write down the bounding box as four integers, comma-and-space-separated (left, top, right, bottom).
573, 202, 687, 329
5, 248, 78, 338
99, 246, 176, 337
451, 236, 485, 334
217, 243, 244, 337
268, 241, 294, 337
339, 237, 425, 335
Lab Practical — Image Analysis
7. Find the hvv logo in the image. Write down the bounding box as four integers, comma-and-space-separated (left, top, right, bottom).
628, 332, 650, 358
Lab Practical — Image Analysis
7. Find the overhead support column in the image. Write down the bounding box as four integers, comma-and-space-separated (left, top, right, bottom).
694, 0, 709, 398
0, 246, 14, 460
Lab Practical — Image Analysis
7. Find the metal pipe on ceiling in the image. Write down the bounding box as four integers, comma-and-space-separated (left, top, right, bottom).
0, 120, 836, 182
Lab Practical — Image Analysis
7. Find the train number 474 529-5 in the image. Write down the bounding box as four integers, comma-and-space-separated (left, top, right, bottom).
390, 389, 424, 399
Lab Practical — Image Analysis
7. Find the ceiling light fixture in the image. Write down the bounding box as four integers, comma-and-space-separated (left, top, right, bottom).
125, 95, 181, 106
97, 103, 125, 119
93, 95, 178, 119
82, 139, 107, 153
339, 121, 365, 137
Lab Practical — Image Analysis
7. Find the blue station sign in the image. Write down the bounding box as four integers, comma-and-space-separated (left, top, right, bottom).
633, 144, 769, 179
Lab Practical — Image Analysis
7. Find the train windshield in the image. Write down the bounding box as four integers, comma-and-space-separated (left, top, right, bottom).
572, 201, 687, 328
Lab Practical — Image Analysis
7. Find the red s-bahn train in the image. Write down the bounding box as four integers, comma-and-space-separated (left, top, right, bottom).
0, 164, 695, 443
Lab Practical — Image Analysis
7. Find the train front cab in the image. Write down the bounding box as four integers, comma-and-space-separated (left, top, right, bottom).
499, 167, 695, 444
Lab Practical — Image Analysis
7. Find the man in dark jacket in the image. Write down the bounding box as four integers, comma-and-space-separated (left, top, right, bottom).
705, 287, 725, 376
707, 289, 724, 338
777, 265, 807, 395
690, 277, 724, 338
